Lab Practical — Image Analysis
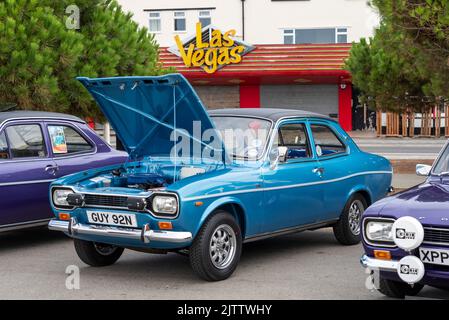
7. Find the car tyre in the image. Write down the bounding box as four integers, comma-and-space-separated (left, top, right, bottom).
74, 239, 124, 267
378, 277, 424, 299
189, 210, 242, 281
333, 194, 367, 245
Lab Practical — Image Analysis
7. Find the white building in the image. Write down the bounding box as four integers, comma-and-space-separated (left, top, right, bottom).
118, 0, 379, 46
117, 0, 380, 131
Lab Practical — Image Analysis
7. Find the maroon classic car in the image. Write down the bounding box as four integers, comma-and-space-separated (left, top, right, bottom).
0, 111, 127, 231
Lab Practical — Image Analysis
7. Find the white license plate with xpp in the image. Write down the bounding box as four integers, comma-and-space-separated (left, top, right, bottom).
420, 247, 449, 266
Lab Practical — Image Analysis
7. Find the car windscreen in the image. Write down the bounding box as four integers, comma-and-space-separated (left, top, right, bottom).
211, 116, 272, 160
433, 144, 449, 175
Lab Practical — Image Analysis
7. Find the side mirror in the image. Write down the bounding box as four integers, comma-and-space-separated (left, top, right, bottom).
269, 147, 280, 170
416, 164, 431, 176
278, 146, 288, 163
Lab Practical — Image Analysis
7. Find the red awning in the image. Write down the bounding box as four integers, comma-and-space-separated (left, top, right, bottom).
159, 43, 352, 85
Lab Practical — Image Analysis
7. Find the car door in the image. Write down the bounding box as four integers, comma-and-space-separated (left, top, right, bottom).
45, 122, 101, 178
0, 122, 57, 227
309, 121, 351, 221
261, 119, 325, 233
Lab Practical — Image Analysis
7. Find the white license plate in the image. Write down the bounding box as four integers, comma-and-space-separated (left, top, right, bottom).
86, 210, 137, 228
419, 247, 449, 266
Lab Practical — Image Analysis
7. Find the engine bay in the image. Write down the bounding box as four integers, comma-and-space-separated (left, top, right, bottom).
76, 161, 218, 191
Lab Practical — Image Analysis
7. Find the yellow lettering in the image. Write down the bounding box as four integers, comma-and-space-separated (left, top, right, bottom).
217, 48, 230, 65
195, 22, 208, 49
175, 26, 245, 72
191, 50, 205, 67
175, 35, 194, 67
223, 29, 236, 47
204, 48, 218, 74
210, 30, 223, 47
230, 46, 245, 64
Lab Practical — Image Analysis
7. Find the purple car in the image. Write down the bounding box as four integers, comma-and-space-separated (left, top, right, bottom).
361, 141, 449, 298
0, 111, 127, 232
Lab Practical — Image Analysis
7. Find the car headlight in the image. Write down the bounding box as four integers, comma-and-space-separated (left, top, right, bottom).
52, 188, 75, 209
152, 195, 178, 216
364, 219, 394, 244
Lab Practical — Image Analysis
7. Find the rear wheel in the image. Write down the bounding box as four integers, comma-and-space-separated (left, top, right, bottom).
189, 210, 242, 281
74, 239, 124, 267
378, 277, 424, 299
333, 194, 367, 245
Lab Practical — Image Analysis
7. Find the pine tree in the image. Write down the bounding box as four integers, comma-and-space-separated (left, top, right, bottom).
345, 0, 449, 112
0, 0, 169, 120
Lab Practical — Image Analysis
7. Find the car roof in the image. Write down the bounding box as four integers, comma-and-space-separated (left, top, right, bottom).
0, 111, 84, 125
208, 108, 336, 122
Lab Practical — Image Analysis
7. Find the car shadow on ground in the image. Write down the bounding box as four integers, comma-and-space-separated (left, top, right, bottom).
76, 229, 348, 283
0, 228, 69, 253
1, 228, 448, 299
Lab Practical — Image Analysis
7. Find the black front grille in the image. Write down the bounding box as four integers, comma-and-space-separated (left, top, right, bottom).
84, 194, 128, 209
424, 227, 449, 246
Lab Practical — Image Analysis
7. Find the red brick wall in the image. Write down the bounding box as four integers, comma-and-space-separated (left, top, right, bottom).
193, 86, 240, 109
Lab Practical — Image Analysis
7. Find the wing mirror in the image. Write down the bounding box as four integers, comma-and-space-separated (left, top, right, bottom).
269, 147, 280, 170
278, 146, 288, 163
416, 164, 432, 176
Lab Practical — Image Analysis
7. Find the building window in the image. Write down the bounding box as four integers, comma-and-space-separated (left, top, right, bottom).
283, 28, 348, 44
283, 29, 294, 44
149, 12, 161, 33
174, 11, 186, 32
198, 10, 211, 26
336, 28, 348, 43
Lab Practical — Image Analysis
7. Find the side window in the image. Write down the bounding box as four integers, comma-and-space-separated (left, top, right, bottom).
0, 131, 9, 159
310, 124, 346, 157
5, 124, 46, 158
277, 123, 311, 161
48, 125, 93, 156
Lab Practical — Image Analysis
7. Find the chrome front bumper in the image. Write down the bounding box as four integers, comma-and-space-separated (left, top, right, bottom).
360, 254, 399, 272
48, 218, 192, 244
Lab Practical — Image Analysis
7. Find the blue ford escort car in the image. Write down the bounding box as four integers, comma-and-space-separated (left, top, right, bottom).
49, 74, 392, 281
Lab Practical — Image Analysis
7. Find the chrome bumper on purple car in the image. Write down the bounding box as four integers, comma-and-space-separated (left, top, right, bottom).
48, 218, 192, 244
360, 254, 399, 272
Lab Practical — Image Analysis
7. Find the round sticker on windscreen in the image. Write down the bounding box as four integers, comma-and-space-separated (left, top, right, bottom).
397, 255, 425, 284
392, 216, 424, 251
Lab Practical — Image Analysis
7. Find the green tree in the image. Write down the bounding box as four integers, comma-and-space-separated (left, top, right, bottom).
346, 0, 449, 112
0, 0, 170, 119
346, 25, 427, 112
373, 0, 449, 97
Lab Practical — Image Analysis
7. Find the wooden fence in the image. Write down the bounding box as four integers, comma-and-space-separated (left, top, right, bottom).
376, 104, 449, 137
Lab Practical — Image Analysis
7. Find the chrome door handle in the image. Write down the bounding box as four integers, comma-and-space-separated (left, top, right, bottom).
313, 167, 324, 175
45, 165, 59, 175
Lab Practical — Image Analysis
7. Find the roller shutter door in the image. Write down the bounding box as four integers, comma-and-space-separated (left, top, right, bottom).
260, 85, 339, 118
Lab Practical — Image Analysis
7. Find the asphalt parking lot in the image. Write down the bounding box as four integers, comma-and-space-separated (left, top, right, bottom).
1, 227, 448, 300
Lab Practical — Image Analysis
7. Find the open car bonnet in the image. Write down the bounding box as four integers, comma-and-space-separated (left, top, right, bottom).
78, 74, 226, 162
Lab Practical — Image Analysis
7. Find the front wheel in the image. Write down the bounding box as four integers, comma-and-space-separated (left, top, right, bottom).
378, 277, 424, 299
333, 194, 367, 245
189, 211, 242, 281
74, 239, 124, 267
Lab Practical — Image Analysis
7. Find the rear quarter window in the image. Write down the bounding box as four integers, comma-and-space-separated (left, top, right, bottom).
48, 125, 93, 156
310, 124, 346, 157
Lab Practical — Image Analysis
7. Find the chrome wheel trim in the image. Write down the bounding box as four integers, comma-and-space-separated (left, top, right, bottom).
209, 224, 237, 270
93, 242, 118, 256
348, 199, 364, 236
